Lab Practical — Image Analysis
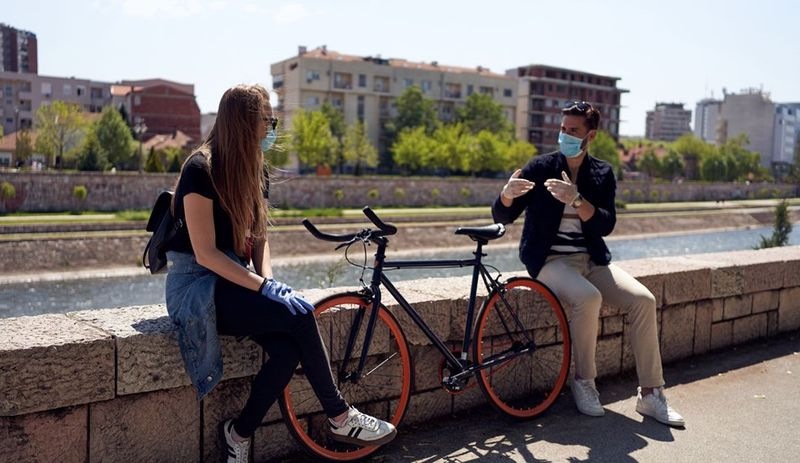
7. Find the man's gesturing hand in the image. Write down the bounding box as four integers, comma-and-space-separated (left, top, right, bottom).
501, 169, 535, 201
543, 171, 579, 205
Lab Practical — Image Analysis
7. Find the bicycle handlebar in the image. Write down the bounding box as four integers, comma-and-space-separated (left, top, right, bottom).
302, 207, 398, 243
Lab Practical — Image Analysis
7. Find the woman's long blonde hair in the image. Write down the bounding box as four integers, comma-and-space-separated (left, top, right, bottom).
185, 84, 270, 255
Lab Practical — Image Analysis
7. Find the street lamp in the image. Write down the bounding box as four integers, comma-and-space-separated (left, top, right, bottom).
133, 118, 147, 173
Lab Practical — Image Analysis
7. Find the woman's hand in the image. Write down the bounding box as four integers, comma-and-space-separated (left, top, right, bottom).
260, 278, 314, 315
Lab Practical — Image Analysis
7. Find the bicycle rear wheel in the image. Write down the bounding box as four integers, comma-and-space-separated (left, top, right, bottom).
473, 276, 570, 419
279, 293, 412, 462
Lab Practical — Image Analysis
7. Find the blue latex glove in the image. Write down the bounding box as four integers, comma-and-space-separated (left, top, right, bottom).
260, 278, 314, 316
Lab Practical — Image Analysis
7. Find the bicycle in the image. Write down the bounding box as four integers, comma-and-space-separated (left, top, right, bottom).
279, 207, 571, 461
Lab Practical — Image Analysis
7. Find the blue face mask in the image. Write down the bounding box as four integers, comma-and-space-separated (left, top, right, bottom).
558, 132, 585, 158
261, 129, 277, 153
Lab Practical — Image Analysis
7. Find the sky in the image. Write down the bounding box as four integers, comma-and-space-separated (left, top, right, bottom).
4, 0, 799, 136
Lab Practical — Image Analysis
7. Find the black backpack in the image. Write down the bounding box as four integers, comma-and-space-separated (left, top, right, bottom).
142, 190, 183, 274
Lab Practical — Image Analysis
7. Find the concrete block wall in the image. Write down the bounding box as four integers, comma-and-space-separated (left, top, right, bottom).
2, 246, 800, 461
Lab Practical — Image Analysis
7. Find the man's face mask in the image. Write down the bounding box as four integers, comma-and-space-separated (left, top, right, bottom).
558, 131, 586, 158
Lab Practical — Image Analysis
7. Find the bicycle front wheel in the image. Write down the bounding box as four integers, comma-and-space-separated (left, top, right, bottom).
279, 293, 412, 462
473, 277, 571, 419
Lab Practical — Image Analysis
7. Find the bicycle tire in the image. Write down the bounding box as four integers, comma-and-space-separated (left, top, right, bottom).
473, 276, 571, 419
279, 293, 412, 462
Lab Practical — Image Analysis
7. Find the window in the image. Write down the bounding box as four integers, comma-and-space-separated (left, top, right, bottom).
76, 86, 85, 97
331, 96, 343, 108
41, 82, 52, 97
503, 88, 512, 97
374, 76, 390, 93
3, 86, 12, 98
444, 83, 461, 99
404, 78, 414, 88
479, 86, 493, 96
358, 74, 367, 87
273, 75, 284, 89
63, 84, 72, 97
421, 80, 432, 93
306, 70, 320, 82
333, 72, 352, 89
91, 87, 104, 99
467, 84, 474, 96
134, 95, 141, 106
306, 95, 320, 106
357, 95, 365, 121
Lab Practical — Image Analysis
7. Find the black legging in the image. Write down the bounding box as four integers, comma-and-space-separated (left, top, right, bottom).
214, 277, 349, 438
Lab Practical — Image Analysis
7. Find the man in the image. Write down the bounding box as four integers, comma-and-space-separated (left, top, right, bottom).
492, 101, 684, 427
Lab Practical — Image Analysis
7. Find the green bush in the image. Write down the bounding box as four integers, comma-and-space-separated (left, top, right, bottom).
615, 199, 627, 210
333, 189, 345, 202
367, 188, 380, 200
460, 187, 471, 198
73, 185, 88, 201
1, 181, 16, 200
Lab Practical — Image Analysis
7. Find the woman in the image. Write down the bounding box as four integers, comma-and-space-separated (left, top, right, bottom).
164, 84, 396, 463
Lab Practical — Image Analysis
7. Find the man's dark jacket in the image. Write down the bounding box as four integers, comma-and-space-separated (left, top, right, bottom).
492, 151, 617, 277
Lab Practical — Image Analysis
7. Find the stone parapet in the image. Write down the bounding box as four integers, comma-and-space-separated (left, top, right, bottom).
2, 246, 800, 460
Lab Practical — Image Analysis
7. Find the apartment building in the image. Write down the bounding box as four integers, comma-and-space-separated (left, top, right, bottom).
271, 46, 517, 160
694, 98, 722, 143
111, 79, 202, 141
645, 102, 692, 141
509, 65, 626, 153
0, 23, 37, 74
773, 103, 800, 169
0, 71, 112, 135
717, 88, 775, 168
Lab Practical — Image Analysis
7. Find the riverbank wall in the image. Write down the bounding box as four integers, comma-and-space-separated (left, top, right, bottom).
1, 170, 796, 213
2, 246, 800, 461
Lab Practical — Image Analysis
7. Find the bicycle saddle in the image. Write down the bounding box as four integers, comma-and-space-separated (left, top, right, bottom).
454, 223, 506, 243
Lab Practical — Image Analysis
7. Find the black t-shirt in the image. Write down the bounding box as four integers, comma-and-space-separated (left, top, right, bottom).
169, 153, 238, 255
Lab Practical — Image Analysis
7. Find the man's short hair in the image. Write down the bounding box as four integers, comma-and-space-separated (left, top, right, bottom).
561, 101, 600, 131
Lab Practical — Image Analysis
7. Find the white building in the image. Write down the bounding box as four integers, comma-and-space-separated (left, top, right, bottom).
773, 103, 800, 167
694, 98, 721, 143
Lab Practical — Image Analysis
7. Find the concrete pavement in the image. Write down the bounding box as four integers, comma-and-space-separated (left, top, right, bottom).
282, 332, 800, 462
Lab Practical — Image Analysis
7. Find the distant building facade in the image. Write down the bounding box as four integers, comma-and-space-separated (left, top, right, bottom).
694, 98, 722, 143
508, 65, 626, 153
717, 89, 776, 168
112, 79, 201, 141
271, 46, 517, 168
645, 102, 691, 141
0, 23, 37, 74
0, 71, 112, 135
773, 103, 800, 169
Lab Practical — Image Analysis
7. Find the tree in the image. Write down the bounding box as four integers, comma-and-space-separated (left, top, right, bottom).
661, 149, 686, 179
719, 134, 763, 181
15, 129, 34, 166
95, 106, 135, 169
383, 86, 439, 171
637, 147, 662, 179
342, 121, 378, 176
430, 123, 470, 172
392, 126, 434, 173
77, 130, 108, 171
144, 147, 165, 172
672, 134, 713, 180
167, 151, 182, 172
504, 140, 538, 171
320, 102, 346, 172
290, 109, 337, 170
462, 131, 506, 175
34, 100, 87, 168
72, 185, 88, 213
590, 130, 621, 175
700, 151, 728, 181
756, 200, 793, 248
456, 93, 513, 140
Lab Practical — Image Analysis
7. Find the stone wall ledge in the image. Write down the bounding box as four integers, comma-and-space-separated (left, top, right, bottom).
2, 246, 800, 461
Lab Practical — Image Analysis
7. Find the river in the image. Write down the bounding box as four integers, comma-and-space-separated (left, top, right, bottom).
1, 225, 799, 318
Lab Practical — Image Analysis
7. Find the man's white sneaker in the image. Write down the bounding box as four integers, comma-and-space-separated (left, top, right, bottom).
571, 378, 605, 417
329, 407, 397, 447
220, 419, 250, 463
636, 387, 685, 427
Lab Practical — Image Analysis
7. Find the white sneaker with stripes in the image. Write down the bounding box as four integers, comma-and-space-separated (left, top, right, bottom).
329, 407, 397, 447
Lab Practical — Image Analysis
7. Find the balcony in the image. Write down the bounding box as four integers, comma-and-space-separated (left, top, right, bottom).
374, 77, 390, 94
333, 73, 353, 90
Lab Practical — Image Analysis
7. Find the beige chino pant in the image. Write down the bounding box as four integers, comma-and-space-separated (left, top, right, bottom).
535, 253, 664, 388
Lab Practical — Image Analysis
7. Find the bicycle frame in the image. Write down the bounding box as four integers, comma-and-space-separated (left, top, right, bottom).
341, 235, 509, 386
